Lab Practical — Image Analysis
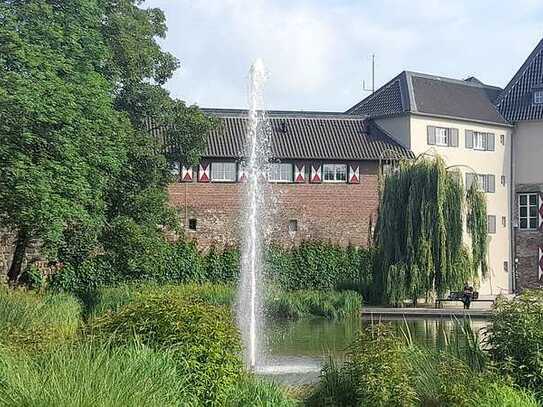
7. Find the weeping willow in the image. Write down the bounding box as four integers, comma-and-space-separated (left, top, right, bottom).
374, 156, 488, 305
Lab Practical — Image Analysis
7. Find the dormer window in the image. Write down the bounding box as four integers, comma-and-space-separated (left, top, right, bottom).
534, 90, 543, 105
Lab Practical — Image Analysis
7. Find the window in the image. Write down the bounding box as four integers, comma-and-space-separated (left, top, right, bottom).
435, 128, 449, 146
501, 175, 506, 186
534, 90, 543, 105
269, 163, 293, 182
466, 173, 495, 193
500, 134, 505, 145
502, 216, 507, 227
473, 132, 486, 150
188, 218, 197, 231
323, 164, 347, 182
487, 215, 496, 234
211, 162, 236, 182
288, 219, 298, 233
519, 193, 539, 230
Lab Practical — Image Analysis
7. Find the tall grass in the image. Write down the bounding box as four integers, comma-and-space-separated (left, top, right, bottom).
266, 289, 362, 320
225, 377, 297, 407
0, 288, 81, 350
0, 343, 191, 407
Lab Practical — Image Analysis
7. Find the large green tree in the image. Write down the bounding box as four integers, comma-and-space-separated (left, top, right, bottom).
0, 0, 131, 283
0, 0, 214, 283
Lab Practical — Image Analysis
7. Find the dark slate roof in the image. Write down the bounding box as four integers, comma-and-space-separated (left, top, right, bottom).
201, 109, 413, 161
346, 71, 508, 125
496, 39, 543, 122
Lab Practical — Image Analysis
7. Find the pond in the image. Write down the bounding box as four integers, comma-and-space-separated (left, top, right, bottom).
258, 316, 489, 385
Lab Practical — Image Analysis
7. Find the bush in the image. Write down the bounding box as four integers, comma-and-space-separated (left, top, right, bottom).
266, 289, 362, 320
225, 377, 296, 407
266, 242, 373, 293
88, 291, 242, 406
0, 344, 191, 407
471, 381, 539, 407
0, 288, 81, 350
486, 290, 543, 400
307, 324, 416, 406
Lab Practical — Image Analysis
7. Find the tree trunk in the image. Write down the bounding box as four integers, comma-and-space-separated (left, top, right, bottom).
7, 230, 28, 286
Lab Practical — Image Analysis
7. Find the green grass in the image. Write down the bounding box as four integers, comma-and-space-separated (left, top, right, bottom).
266, 289, 362, 320
225, 377, 297, 407
0, 343, 191, 407
0, 288, 81, 350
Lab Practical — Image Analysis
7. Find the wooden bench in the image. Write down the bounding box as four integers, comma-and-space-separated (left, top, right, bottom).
435, 291, 495, 309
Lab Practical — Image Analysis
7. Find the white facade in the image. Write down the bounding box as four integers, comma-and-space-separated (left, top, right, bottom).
377, 114, 513, 295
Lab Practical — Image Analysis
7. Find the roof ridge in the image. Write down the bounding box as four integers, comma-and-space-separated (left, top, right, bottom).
405, 70, 502, 90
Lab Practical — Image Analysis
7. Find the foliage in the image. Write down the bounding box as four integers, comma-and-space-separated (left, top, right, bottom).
471, 381, 540, 407
225, 377, 297, 407
466, 183, 488, 277
0, 0, 131, 282
18, 265, 45, 290
266, 242, 374, 293
266, 289, 362, 320
88, 291, 243, 406
308, 324, 417, 406
0, 288, 80, 351
0, 343, 191, 407
374, 157, 487, 304
486, 290, 543, 401
205, 244, 240, 283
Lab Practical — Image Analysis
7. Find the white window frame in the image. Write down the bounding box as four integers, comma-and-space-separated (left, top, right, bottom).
518, 193, 539, 230
534, 90, 543, 105
323, 164, 347, 183
211, 162, 237, 182
435, 127, 449, 146
473, 132, 486, 151
269, 163, 293, 183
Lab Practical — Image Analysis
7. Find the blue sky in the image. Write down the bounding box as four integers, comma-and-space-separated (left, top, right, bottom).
145, 0, 543, 111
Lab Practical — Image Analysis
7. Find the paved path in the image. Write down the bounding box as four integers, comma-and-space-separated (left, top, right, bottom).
362, 307, 491, 319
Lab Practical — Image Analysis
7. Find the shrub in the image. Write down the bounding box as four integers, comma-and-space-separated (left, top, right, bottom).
204, 244, 240, 282
0, 344, 191, 407
486, 290, 543, 399
89, 292, 243, 406
0, 288, 80, 350
225, 377, 296, 407
471, 381, 539, 407
307, 324, 416, 406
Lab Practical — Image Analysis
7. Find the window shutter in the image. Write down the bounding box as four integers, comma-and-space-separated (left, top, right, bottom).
427, 126, 436, 145
487, 133, 495, 151
487, 215, 496, 234
487, 174, 495, 193
465, 130, 474, 149
449, 128, 459, 147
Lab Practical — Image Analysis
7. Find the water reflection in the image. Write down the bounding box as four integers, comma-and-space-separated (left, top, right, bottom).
261, 316, 488, 385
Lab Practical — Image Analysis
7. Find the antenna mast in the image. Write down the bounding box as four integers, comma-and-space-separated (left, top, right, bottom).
362, 54, 375, 94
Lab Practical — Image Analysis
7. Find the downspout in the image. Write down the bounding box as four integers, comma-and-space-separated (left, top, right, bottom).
510, 126, 516, 293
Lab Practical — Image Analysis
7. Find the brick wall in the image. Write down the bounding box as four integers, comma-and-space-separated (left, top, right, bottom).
169, 161, 380, 249
514, 183, 543, 290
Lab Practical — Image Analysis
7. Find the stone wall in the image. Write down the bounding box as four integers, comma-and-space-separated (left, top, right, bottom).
514, 183, 543, 290
168, 161, 380, 249
0, 231, 15, 277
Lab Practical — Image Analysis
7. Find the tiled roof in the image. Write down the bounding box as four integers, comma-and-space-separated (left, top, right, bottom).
347, 71, 508, 125
201, 109, 413, 161
496, 39, 543, 122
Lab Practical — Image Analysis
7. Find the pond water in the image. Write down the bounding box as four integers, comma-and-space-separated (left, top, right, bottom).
258, 316, 489, 385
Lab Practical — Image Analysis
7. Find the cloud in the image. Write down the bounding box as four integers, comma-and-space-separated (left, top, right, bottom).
145, 0, 543, 111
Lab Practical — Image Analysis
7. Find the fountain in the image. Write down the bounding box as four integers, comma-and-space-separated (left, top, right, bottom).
237, 59, 269, 369
237, 60, 322, 379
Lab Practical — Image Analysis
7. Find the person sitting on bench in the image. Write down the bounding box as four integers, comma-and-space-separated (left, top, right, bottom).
462, 283, 474, 309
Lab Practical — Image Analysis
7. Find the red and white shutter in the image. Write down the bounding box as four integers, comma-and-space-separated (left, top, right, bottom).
539, 193, 543, 232
181, 165, 193, 182
294, 164, 305, 183
539, 246, 543, 281
238, 164, 248, 183
198, 163, 210, 183
310, 165, 321, 183
349, 165, 360, 184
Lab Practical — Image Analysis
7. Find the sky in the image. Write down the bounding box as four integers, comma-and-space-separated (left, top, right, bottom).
145, 0, 543, 112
